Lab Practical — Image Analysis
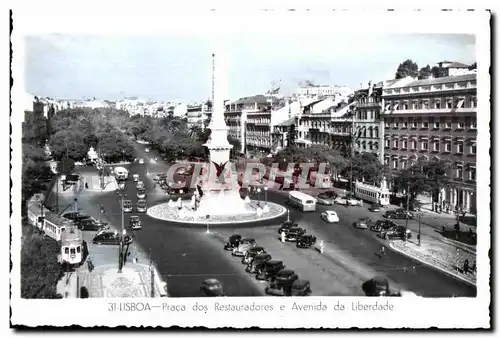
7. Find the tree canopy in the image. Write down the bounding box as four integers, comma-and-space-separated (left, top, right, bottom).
395, 59, 419, 79
418, 65, 432, 80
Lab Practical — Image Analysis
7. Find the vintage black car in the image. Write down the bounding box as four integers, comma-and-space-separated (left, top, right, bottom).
241, 246, 266, 264
92, 230, 133, 246
224, 234, 242, 251
200, 278, 225, 297
362, 276, 391, 296
265, 270, 299, 296
291, 279, 312, 296
317, 190, 338, 200
370, 220, 397, 232
76, 218, 106, 231
245, 253, 272, 273
129, 216, 142, 230
379, 225, 412, 240
277, 220, 299, 234
284, 227, 306, 242
256, 260, 285, 281
63, 212, 91, 222
296, 235, 317, 248
369, 203, 382, 212
384, 209, 413, 220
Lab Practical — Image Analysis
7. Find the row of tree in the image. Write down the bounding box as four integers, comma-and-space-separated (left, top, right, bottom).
395, 59, 476, 80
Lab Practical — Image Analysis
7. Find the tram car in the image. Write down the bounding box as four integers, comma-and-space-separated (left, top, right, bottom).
354, 181, 391, 206
58, 225, 84, 267
26, 194, 46, 231
42, 214, 73, 242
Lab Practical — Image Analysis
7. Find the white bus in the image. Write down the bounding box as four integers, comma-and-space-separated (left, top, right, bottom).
354, 181, 391, 206
287, 191, 317, 212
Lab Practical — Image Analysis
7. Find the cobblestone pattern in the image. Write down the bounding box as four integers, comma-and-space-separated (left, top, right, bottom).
147, 200, 286, 224
390, 240, 476, 285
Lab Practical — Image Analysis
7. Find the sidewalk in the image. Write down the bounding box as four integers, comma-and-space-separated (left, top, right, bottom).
82, 174, 118, 192
388, 237, 476, 286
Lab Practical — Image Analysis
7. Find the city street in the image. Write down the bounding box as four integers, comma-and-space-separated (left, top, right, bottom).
63, 141, 476, 297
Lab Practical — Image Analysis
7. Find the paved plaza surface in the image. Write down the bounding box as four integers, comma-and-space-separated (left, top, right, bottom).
53, 141, 476, 297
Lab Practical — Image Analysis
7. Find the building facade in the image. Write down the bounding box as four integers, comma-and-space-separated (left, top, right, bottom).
382, 73, 477, 213
298, 84, 354, 100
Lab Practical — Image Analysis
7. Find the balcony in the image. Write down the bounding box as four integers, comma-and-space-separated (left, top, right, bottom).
356, 101, 382, 108
384, 107, 477, 115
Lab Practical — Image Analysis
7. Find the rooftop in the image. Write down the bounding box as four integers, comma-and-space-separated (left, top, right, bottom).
443, 61, 470, 68
389, 73, 476, 89
277, 117, 296, 127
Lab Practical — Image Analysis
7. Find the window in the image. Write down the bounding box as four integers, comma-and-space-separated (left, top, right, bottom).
393, 140, 399, 148
469, 167, 476, 181
369, 128, 373, 138
412, 101, 418, 109
456, 166, 463, 179
445, 121, 452, 129
423, 100, 429, 109
369, 142, 373, 150
411, 140, 417, 150
64, 247, 69, 254
374, 127, 379, 138
457, 142, 464, 153
385, 122, 390, 129
394, 121, 399, 128
402, 140, 407, 149
384, 157, 389, 165
403, 102, 409, 110
422, 121, 429, 129
401, 160, 407, 169
444, 140, 451, 152
433, 141, 440, 152
385, 139, 390, 148
421, 141, 428, 151
470, 118, 477, 129
392, 159, 398, 169
471, 96, 477, 108
446, 99, 453, 109
434, 121, 440, 129
402, 121, 408, 128
412, 120, 418, 129
435, 100, 441, 109
457, 121, 465, 129
470, 144, 476, 154
77, 246, 81, 253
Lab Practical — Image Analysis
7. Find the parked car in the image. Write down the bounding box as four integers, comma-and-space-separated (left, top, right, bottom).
137, 188, 147, 199
379, 225, 412, 240
321, 210, 339, 223
316, 197, 333, 206
395, 208, 414, 219
129, 215, 142, 230
278, 220, 299, 234
362, 276, 391, 296
334, 196, 359, 205
232, 238, 256, 257
296, 235, 317, 249
139, 158, 144, 164
284, 228, 306, 242
256, 260, 286, 281
369, 203, 381, 212
245, 253, 272, 273
355, 217, 373, 229
290, 279, 312, 296
122, 200, 133, 213
265, 270, 299, 296
384, 209, 413, 220
224, 234, 242, 251
370, 220, 397, 232
200, 279, 225, 297
317, 190, 338, 200
63, 212, 91, 222
92, 230, 132, 245
76, 218, 106, 231
242, 246, 266, 264
133, 174, 139, 182
136, 181, 145, 189
347, 197, 362, 206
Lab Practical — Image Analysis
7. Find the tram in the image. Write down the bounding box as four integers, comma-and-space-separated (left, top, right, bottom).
42, 214, 73, 242
354, 181, 391, 206
58, 225, 84, 267
26, 194, 45, 231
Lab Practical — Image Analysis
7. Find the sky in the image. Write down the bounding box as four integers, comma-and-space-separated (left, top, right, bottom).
22, 26, 476, 102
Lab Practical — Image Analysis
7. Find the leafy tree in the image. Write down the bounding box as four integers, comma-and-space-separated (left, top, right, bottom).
431, 66, 448, 78
395, 59, 419, 79
346, 152, 385, 186
21, 226, 64, 299
56, 158, 75, 175
49, 129, 87, 161
418, 65, 432, 79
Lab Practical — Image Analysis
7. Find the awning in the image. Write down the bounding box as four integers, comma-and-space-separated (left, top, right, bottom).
420, 135, 429, 140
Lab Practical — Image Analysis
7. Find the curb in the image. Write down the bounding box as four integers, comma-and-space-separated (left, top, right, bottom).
388, 242, 476, 287
439, 237, 476, 254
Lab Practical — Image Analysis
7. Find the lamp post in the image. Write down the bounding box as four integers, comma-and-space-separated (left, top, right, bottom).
257, 188, 261, 207
287, 209, 290, 222
418, 211, 422, 246
118, 192, 126, 273
264, 186, 268, 205
206, 214, 210, 234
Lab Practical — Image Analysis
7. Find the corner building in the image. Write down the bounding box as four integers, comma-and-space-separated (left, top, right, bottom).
382, 73, 477, 214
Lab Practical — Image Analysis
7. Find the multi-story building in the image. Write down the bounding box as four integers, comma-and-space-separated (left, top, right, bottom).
382, 72, 477, 213
186, 102, 211, 128
436, 61, 473, 77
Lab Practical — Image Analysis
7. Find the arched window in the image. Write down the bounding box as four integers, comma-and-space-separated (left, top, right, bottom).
374, 127, 379, 138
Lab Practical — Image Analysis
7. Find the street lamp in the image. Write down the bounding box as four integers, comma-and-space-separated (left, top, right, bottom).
118, 192, 126, 273
206, 214, 210, 234
264, 186, 268, 205
257, 187, 261, 207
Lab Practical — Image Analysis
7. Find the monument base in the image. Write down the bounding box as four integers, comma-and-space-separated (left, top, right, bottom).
196, 188, 254, 217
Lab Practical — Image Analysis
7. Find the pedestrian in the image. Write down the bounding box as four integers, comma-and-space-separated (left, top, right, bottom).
380, 246, 386, 259
85, 182, 89, 189
87, 256, 94, 273
463, 259, 469, 274
472, 260, 477, 274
